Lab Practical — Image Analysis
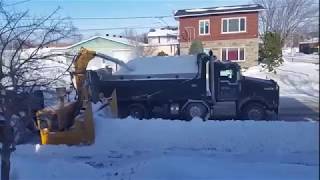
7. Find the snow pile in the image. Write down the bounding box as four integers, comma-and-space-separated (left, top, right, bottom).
114, 55, 198, 75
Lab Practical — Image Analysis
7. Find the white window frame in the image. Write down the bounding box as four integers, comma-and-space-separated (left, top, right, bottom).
199, 19, 210, 35
221, 17, 246, 34
220, 47, 245, 62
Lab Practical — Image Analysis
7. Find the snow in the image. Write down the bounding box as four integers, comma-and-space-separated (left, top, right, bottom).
185, 8, 208, 12
243, 58, 319, 97
184, 4, 261, 12
214, 6, 246, 10
147, 29, 178, 37
10, 108, 319, 179
243, 56, 319, 121
114, 55, 198, 75
8, 53, 319, 179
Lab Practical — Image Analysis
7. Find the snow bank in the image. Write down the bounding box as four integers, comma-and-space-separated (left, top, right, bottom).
15, 113, 318, 156
92, 116, 319, 154
11, 109, 319, 179
114, 55, 198, 75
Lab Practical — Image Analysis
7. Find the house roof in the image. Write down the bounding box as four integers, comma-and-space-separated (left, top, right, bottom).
174, 4, 264, 18
54, 36, 145, 50
147, 28, 178, 37
299, 38, 319, 44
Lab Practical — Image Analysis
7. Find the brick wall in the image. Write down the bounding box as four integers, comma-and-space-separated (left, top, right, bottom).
179, 12, 259, 42
180, 38, 259, 68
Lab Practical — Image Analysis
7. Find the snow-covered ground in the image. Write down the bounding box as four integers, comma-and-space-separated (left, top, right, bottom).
10, 104, 319, 179
282, 48, 319, 64
243, 56, 319, 121
7, 52, 319, 179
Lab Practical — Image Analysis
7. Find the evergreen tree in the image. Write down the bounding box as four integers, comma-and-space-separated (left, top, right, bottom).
188, 40, 204, 55
259, 32, 283, 73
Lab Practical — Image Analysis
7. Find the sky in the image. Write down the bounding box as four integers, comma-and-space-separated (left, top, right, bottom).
4, 0, 251, 38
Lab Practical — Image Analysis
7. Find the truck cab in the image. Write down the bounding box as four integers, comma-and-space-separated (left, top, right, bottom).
208, 57, 279, 120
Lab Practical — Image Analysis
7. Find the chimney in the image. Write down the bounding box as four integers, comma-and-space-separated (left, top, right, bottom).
113, 35, 116, 37
106, 34, 109, 36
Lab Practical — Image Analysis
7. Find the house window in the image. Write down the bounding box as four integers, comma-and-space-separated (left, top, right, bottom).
222, 17, 246, 33
221, 48, 245, 61
199, 19, 210, 35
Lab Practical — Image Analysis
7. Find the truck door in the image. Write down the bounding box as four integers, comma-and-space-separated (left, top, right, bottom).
216, 67, 239, 101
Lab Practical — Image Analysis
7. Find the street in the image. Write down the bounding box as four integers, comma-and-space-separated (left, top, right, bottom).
279, 95, 319, 121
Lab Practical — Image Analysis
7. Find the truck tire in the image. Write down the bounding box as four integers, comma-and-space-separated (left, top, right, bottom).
184, 103, 208, 121
241, 102, 266, 120
128, 104, 147, 120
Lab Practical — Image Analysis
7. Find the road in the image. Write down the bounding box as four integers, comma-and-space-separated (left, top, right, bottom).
279, 95, 319, 121
285, 55, 319, 64
212, 95, 319, 122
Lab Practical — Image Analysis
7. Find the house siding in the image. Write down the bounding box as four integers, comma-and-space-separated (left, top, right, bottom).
58, 37, 137, 71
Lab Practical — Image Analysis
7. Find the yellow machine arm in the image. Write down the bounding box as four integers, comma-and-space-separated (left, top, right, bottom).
37, 47, 125, 145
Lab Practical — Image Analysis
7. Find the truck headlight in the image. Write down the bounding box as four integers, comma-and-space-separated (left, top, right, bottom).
170, 104, 180, 115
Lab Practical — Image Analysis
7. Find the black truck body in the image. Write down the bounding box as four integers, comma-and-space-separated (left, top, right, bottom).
88, 53, 279, 120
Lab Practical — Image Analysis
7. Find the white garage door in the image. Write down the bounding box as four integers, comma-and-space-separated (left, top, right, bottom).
112, 49, 133, 62
111, 49, 134, 71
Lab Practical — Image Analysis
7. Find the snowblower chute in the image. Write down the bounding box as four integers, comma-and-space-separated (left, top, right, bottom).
36, 48, 130, 145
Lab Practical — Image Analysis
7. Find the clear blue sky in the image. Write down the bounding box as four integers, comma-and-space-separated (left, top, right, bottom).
5, 0, 250, 38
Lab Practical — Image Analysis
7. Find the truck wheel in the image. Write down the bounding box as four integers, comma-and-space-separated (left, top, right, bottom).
184, 103, 208, 121
241, 103, 266, 120
128, 104, 146, 120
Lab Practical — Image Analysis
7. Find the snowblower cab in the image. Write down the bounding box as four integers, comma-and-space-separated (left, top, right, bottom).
36, 48, 130, 145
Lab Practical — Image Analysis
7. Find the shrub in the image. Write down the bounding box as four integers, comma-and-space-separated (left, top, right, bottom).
188, 40, 204, 55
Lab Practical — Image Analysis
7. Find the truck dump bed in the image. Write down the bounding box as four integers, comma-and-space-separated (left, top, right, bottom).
88, 55, 208, 103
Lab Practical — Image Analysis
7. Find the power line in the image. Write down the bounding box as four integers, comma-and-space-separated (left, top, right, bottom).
0, 16, 173, 21
77, 25, 172, 31
2, 0, 31, 6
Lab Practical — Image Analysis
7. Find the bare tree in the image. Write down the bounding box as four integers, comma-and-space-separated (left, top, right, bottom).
120, 28, 144, 57
143, 45, 158, 56
0, 3, 79, 178
254, 0, 319, 45
0, 1, 78, 92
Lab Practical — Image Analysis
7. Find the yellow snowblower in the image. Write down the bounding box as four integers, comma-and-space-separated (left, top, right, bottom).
36, 48, 130, 145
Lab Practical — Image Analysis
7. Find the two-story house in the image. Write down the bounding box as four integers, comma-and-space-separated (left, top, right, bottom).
174, 4, 264, 67
146, 27, 179, 56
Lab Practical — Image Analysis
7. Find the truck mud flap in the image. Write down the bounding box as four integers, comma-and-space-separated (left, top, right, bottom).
110, 89, 118, 118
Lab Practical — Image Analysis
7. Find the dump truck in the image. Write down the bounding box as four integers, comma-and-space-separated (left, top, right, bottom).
88, 53, 280, 120
36, 48, 279, 145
